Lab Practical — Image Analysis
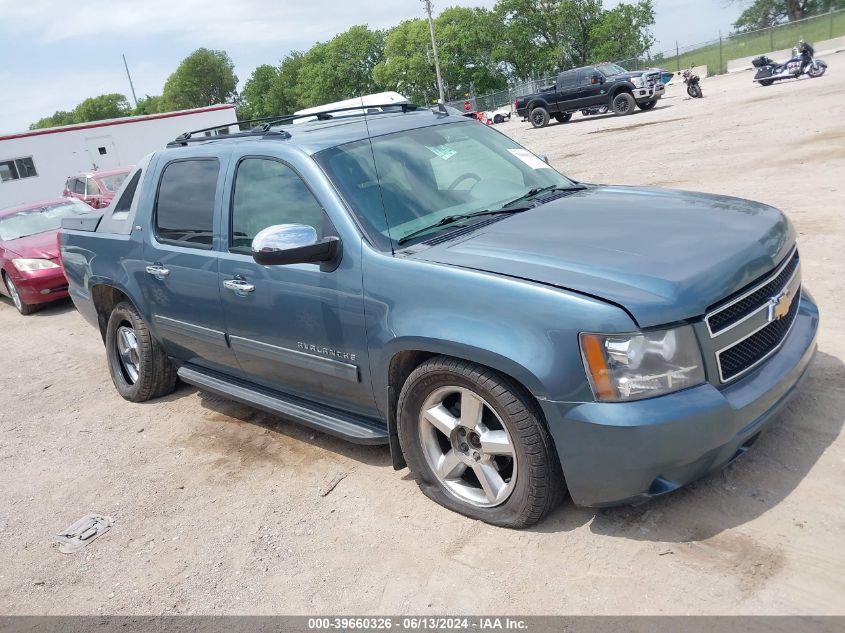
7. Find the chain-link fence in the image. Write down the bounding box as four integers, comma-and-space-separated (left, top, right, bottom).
463, 7, 845, 113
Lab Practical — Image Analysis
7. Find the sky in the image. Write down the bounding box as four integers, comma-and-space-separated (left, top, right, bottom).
0, 0, 744, 134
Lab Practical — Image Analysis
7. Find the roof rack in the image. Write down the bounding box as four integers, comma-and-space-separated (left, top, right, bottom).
166, 102, 422, 148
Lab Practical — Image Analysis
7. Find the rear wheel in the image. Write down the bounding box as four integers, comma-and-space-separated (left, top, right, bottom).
493, 114, 504, 124
529, 107, 550, 128
611, 92, 635, 115
2, 273, 37, 315
554, 112, 573, 123
106, 301, 177, 402
687, 84, 703, 98
637, 99, 657, 111
398, 356, 565, 528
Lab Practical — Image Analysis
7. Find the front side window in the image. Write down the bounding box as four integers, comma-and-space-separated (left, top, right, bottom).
155, 159, 219, 248
316, 121, 573, 249
0, 200, 90, 241
230, 158, 324, 253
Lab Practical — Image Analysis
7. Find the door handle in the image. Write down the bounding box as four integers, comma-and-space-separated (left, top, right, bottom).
222, 278, 255, 295
145, 264, 170, 280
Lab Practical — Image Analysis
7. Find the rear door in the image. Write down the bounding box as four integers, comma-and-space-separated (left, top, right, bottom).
218, 155, 378, 417
140, 154, 240, 374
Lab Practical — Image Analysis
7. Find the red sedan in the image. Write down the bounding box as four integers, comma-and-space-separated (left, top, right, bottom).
0, 198, 92, 315
62, 167, 132, 209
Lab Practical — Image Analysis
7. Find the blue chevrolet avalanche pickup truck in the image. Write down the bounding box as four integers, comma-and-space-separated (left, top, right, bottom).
60, 104, 818, 527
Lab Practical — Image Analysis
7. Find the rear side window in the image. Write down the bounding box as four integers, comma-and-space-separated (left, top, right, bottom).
558, 71, 578, 90
113, 170, 142, 214
155, 159, 219, 248
230, 158, 324, 253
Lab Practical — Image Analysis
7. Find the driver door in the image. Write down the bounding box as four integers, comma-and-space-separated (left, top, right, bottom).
218, 156, 378, 417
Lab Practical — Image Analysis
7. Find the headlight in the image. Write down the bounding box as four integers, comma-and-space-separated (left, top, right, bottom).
631, 76, 645, 88
12, 258, 60, 272
580, 325, 705, 402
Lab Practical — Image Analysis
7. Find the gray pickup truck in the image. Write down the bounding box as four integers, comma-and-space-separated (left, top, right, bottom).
60, 105, 818, 527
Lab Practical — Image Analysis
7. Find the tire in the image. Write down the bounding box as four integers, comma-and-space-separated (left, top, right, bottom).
529, 107, 550, 128
493, 114, 504, 124
2, 273, 37, 315
397, 356, 566, 528
611, 92, 635, 115
808, 64, 826, 78
759, 79, 774, 87
105, 301, 177, 402
637, 99, 657, 111
687, 84, 702, 98
554, 112, 573, 123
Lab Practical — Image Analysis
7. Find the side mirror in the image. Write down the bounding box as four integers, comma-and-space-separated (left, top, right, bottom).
251, 224, 341, 268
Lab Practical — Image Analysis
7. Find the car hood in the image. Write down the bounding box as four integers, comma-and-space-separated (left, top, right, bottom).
2, 230, 60, 260
409, 186, 794, 328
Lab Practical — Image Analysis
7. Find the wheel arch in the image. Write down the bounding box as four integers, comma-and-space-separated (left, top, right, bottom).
383, 343, 550, 471
91, 283, 134, 342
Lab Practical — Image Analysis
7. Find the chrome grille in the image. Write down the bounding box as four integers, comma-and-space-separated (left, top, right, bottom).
706, 246, 801, 383
707, 249, 800, 335
717, 289, 799, 381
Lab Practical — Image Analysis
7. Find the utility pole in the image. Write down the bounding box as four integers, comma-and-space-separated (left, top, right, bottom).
422, 0, 446, 105
122, 54, 138, 108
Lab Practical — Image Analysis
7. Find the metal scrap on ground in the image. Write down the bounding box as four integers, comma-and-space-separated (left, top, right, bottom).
55, 514, 113, 554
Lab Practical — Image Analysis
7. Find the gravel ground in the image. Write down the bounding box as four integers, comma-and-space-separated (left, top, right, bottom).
1, 59, 844, 615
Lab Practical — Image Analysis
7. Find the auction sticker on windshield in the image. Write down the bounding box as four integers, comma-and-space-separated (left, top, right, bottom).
508, 148, 551, 169
428, 144, 457, 160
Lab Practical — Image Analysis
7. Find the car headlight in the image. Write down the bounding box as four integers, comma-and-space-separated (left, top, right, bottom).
580, 325, 705, 402
12, 258, 60, 272
631, 76, 645, 88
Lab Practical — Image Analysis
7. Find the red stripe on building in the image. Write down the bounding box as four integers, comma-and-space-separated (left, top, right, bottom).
0, 104, 237, 142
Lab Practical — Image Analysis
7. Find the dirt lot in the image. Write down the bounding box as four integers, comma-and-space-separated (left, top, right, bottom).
1, 59, 844, 615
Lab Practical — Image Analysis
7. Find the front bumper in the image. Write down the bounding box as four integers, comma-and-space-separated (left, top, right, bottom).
634, 82, 665, 102
7, 267, 69, 304
540, 292, 819, 507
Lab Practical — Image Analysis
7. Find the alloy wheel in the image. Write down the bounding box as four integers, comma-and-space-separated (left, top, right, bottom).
116, 325, 141, 384
418, 386, 517, 507
5, 276, 22, 312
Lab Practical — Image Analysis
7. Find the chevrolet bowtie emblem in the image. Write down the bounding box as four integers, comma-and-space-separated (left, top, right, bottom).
767, 290, 792, 322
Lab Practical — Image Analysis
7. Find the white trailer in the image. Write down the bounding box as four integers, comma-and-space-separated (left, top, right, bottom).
0, 104, 238, 209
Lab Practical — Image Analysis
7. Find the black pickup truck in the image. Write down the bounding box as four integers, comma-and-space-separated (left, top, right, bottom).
515, 63, 665, 128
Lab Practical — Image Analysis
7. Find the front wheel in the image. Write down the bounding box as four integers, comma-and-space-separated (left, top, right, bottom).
3, 273, 37, 315
106, 301, 177, 402
611, 92, 635, 115
807, 63, 826, 78
398, 356, 565, 528
529, 107, 550, 128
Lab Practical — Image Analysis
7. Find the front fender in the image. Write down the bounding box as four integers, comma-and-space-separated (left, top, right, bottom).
362, 248, 636, 417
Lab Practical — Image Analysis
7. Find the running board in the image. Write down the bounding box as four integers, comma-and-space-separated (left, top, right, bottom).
177, 365, 389, 445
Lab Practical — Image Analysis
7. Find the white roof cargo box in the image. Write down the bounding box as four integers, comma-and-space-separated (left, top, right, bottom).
292, 92, 410, 124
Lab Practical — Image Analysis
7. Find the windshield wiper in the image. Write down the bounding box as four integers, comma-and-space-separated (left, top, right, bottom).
500, 184, 587, 209
397, 206, 532, 245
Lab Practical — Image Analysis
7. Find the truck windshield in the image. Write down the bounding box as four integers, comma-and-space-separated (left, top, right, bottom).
316, 120, 575, 249
0, 200, 90, 241
596, 63, 628, 77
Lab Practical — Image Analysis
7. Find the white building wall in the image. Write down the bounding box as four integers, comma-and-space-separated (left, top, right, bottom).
0, 105, 238, 208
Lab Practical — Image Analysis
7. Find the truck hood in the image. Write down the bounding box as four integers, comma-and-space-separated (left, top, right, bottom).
409, 186, 794, 328
2, 229, 60, 260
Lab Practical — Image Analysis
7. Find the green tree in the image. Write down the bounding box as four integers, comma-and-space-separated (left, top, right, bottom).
374, 19, 437, 103
133, 95, 166, 115
74, 93, 131, 122
295, 25, 386, 107
240, 64, 280, 120
29, 110, 77, 130
590, 1, 655, 64
732, 0, 844, 31
437, 7, 509, 98
162, 48, 238, 110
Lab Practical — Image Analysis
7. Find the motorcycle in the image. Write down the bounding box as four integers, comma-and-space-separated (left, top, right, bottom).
682, 68, 703, 98
580, 105, 609, 116
753, 40, 827, 86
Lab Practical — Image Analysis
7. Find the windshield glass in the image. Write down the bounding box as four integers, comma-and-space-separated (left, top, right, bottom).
597, 63, 628, 77
99, 172, 129, 192
316, 120, 574, 249
0, 200, 90, 240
